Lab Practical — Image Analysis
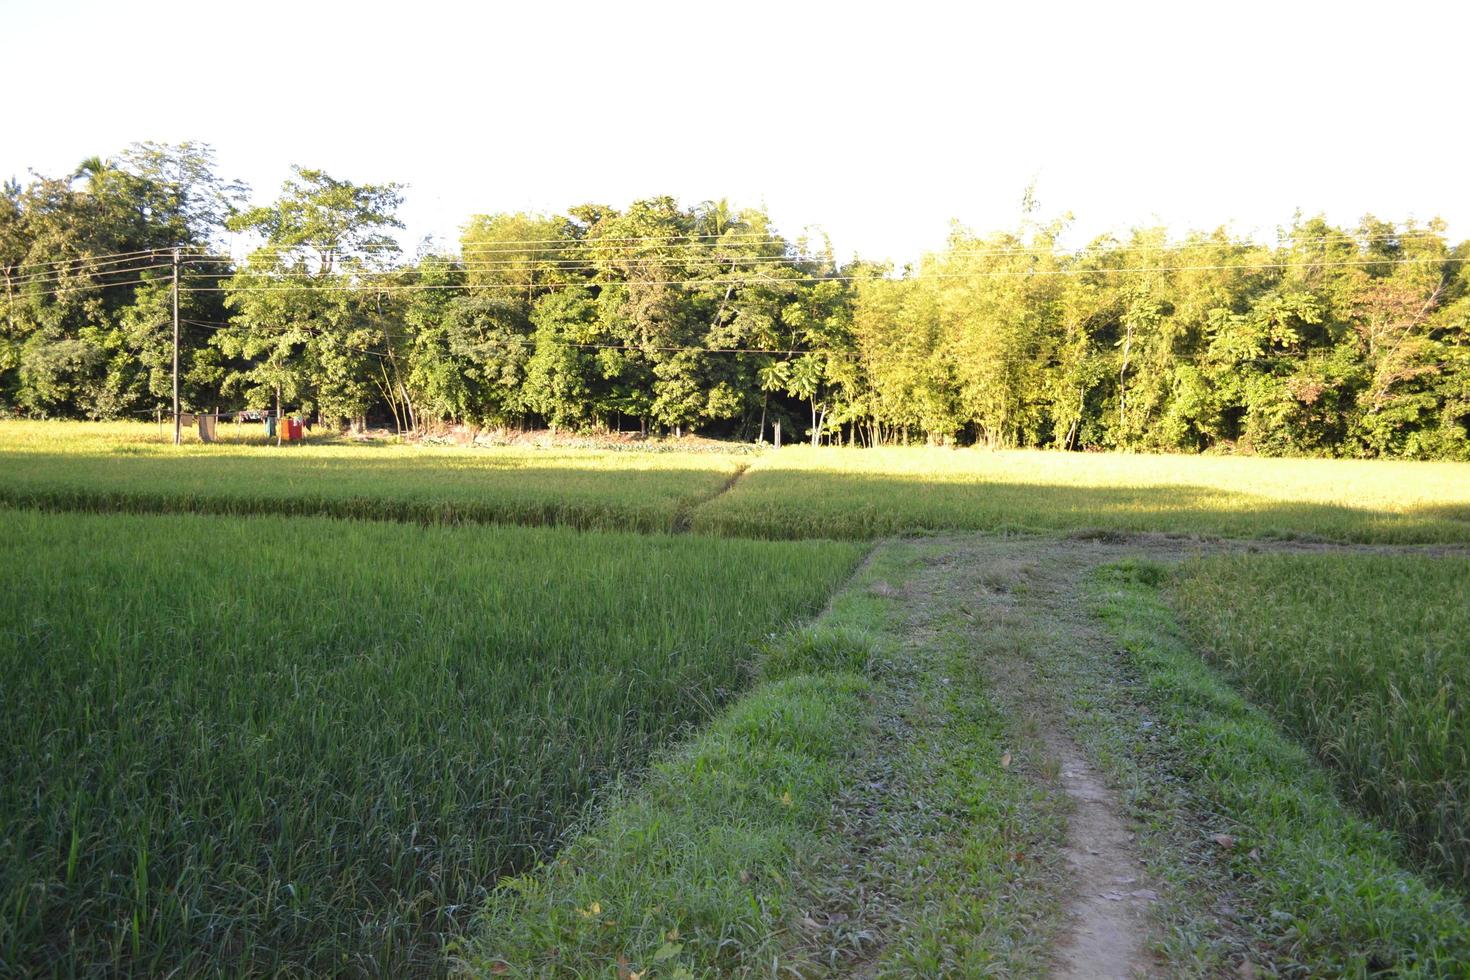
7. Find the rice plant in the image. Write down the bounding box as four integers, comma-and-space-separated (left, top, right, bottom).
1172, 553, 1470, 889
0, 421, 740, 533
691, 445, 1470, 543
8, 424, 1470, 544
0, 509, 863, 974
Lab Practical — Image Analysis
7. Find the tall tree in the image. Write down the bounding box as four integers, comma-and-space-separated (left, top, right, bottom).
217, 167, 403, 426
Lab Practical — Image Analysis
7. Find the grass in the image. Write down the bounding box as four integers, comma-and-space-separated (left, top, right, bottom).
692, 446, 1470, 543
465, 668, 876, 978
460, 556, 898, 978
8, 419, 1470, 974
1171, 552, 1470, 890
0, 508, 862, 975
7, 424, 1470, 543
0, 421, 741, 533
464, 540, 1066, 978
843, 543, 1066, 976
1092, 560, 1470, 976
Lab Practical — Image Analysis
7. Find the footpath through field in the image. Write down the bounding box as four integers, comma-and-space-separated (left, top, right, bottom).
804, 533, 1470, 977
468, 530, 1470, 976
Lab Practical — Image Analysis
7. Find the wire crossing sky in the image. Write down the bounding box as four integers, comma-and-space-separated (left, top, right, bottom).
4, 0, 1467, 262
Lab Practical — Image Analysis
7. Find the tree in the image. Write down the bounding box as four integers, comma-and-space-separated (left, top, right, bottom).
218, 167, 403, 426
0, 144, 243, 418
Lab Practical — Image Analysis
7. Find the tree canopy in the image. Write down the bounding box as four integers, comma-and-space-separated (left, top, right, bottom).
4, 144, 1468, 458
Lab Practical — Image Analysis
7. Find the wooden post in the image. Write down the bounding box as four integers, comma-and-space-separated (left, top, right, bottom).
171, 248, 181, 445
774, 420, 781, 449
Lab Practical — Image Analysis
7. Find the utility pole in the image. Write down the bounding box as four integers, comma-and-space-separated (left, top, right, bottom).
172, 248, 181, 445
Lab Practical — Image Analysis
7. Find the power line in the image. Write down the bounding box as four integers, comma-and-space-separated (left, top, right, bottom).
3, 226, 1450, 276
6, 232, 1452, 294
185, 240, 1459, 278
197, 225, 1454, 252
179, 253, 818, 271
171, 231, 1459, 279
178, 255, 1466, 293
8, 261, 173, 290
6, 251, 171, 279
4, 246, 166, 274
1, 275, 172, 301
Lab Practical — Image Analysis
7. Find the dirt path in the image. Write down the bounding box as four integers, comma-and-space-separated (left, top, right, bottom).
811, 530, 1464, 976
901, 536, 1200, 978
1050, 739, 1155, 978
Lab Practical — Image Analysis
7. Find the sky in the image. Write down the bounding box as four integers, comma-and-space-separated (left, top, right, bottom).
4, 0, 1467, 263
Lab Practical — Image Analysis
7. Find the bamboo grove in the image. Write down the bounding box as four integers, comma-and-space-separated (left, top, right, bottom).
4, 143, 1468, 458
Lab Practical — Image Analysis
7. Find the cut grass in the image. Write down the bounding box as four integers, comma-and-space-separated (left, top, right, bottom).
692, 446, 1470, 543
1171, 552, 1470, 889
0, 509, 862, 975
1092, 560, 1470, 976
0, 421, 740, 533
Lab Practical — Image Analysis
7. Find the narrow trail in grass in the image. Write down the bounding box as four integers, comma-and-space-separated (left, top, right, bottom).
1050, 740, 1154, 979
906, 538, 1166, 978
670, 462, 748, 533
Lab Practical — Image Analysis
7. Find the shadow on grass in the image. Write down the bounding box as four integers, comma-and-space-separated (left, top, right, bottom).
691, 471, 1470, 544
0, 451, 733, 533
3, 449, 1468, 543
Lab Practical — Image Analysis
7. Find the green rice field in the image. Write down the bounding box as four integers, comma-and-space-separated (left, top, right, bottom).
1173, 553, 1470, 889
0, 421, 742, 533
5, 420, 1470, 976
0, 509, 860, 974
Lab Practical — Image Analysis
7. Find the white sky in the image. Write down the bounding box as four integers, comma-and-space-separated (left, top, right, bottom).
4, 0, 1467, 263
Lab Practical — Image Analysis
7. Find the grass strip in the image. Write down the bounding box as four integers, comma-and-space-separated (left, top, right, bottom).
1172, 552, 1470, 889
461, 652, 876, 977
1091, 560, 1470, 977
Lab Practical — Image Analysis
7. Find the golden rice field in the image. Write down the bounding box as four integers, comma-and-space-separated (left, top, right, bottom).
3, 422, 1468, 542
694, 445, 1470, 542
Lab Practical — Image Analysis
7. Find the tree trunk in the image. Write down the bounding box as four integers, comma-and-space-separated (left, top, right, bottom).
1119, 325, 1133, 440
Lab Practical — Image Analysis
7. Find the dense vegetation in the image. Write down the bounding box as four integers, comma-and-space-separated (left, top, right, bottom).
0, 509, 860, 973
1173, 554, 1470, 889
5, 144, 1469, 458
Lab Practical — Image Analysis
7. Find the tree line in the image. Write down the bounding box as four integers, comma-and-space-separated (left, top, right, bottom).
4, 143, 1468, 458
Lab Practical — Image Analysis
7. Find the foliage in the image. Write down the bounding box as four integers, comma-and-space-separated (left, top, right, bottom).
216, 167, 405, 426
0, 143, 241, 418
6, 146, 1466, 458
